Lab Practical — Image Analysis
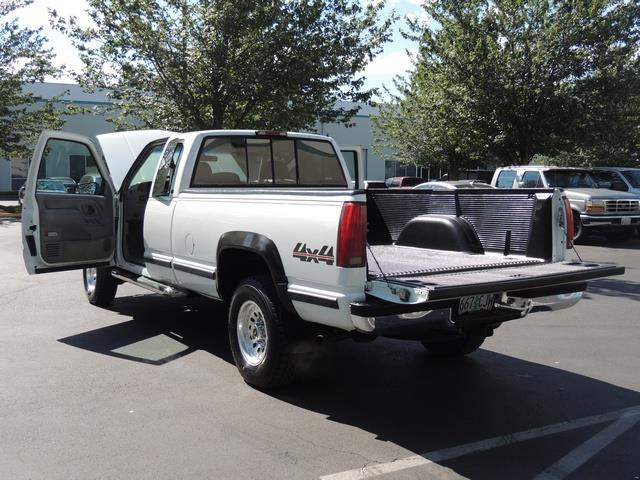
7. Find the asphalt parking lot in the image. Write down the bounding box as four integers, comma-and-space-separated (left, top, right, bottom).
1, 219, 639, 480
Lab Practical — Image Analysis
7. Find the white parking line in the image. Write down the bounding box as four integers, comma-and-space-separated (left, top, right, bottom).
533, 411, 640, 480
320, 405, 640, 480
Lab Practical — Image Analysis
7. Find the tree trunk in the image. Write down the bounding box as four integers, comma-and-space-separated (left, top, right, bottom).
447, 153, 460, 180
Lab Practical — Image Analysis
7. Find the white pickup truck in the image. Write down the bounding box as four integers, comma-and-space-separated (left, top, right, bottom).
22, 130, 624, 388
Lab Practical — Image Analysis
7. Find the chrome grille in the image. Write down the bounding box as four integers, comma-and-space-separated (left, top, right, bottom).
605, 200, 640, 213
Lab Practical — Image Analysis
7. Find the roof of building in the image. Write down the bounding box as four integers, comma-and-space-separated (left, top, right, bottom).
22, 82, 113, 105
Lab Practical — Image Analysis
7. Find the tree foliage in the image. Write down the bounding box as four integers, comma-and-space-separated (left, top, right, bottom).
0, 0, 63, 159
53, 0, 394, 131
374, 0, 640, 177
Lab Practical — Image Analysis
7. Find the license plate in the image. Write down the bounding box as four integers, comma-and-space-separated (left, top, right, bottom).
621, 217, 631, 225
458, 293, 496, 315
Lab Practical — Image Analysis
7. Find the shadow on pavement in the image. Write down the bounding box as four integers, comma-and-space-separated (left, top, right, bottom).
583, 277, 640, 302
58, 293, 640, 477
274, 339, 640, 478
58, 294, 233, 365
576, 233, 640, 250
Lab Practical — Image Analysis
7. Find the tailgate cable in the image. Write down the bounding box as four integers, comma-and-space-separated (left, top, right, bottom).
366, 243, 391, 288
572, 244, 584, 263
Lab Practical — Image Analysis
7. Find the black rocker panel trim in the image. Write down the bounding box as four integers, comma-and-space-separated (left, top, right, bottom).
289, 291, 340, 309
143, 255, 172, 269
172, 262, 216, 280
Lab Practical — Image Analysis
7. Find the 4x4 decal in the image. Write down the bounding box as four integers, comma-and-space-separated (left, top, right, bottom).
293, 243, 335, 265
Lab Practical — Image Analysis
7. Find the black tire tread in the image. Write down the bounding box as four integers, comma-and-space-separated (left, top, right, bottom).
229, 275, 295, 389
84, 267, 118, 306
421, 335, 485, 358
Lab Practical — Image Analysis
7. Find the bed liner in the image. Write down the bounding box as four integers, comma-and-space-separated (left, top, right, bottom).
367, 244, 544, 279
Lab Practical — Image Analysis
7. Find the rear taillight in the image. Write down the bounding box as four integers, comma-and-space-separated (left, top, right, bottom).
563, 197, 574, 248
337, 202, 367, 268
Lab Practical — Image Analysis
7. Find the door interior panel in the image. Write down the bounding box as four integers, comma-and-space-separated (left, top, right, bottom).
37, 192, 114, 264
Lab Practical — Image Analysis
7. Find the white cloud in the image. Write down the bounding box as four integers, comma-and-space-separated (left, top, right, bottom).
364, 49, 417, 76
10, 0, 92, 82
406, 10, 433, 24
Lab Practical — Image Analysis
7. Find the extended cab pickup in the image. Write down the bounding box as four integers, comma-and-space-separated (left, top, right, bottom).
22, 130, 624, 388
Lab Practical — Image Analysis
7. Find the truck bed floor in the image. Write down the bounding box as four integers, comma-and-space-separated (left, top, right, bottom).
366, 244, 544, 279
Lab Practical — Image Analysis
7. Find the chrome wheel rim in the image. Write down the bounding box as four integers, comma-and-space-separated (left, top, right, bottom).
573, 215, 582, 241
237, 300, 268, 366
85, 268, 97, 295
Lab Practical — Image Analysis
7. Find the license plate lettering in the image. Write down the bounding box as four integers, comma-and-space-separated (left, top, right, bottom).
458, 293, 496, 315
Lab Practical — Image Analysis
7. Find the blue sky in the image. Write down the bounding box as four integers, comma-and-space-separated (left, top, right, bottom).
11, 0, 429, 98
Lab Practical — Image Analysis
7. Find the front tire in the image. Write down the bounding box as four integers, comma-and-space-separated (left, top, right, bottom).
421, 334, 485, 358
228, 276, 294, 389
83, 267, 118, 306
572, 211, 584, 243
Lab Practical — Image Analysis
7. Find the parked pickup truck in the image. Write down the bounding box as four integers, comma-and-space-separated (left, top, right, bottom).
492, 166, 640, 242
22, 130, 624, 388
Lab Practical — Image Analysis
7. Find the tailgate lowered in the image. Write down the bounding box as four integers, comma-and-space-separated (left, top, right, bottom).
359, 260, 624, 315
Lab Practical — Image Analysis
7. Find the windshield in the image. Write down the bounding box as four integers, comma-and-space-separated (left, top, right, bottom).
545, 170, 596, 188
621, 170, 640, 188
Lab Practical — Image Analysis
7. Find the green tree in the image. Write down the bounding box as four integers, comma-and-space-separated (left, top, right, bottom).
0, 0, 63, 159
375, 0, 640, 177
52, 0, 394, 131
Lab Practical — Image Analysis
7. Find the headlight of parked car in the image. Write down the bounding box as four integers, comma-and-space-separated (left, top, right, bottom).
585, 200, 606, 213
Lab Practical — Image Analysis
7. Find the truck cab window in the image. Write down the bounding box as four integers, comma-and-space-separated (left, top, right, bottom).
297, 140, 346, 186
340, 150, 358, 185
521, 171, 543, 188
152, 140, 183, 197
37, 138, 102, 195
130, 144, 164, 188
192, 137, 248, 186
496, 170, 516, 188
191, 136, 346, 188
272, 139, 296, 184
247, 139, 272, 184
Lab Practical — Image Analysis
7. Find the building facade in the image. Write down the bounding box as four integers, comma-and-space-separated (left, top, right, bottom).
4, 83, 117, 191
3, 82, 428, 191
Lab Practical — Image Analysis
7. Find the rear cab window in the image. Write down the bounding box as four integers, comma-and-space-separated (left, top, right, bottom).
190, 135, 347, 188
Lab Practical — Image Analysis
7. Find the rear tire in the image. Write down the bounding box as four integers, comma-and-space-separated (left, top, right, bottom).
83, 267, 118, 306
421, 335, 485, 358
228, 275, 295, 389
